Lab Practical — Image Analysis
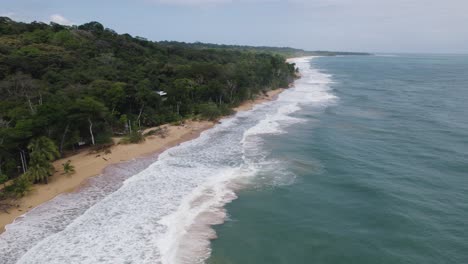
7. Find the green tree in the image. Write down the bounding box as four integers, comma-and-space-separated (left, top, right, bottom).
26, 136, 59, 184
28, 136, 60, 162
0, 173, 8, 187
198, 102, 221, 121
134, 79, 160, 127
25, 162, 51, 184
0, 17, 299, 183
62, 160, 75, 175
4, 175, 32, 198
72, 97, 108, 145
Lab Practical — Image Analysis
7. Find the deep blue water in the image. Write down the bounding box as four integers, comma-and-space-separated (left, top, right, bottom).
208, 55, 468, 264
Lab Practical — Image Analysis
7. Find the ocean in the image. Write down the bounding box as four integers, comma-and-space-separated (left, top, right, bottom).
1, 55, 468, 264
207, 55, 468, 264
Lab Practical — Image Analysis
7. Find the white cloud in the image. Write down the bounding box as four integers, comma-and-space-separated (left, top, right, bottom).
49, 14, 74, 25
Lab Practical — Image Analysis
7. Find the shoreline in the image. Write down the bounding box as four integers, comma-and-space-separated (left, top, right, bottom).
0, 87, 286, 233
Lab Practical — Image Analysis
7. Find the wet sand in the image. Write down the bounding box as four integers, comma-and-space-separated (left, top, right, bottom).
0, 88, 286, 233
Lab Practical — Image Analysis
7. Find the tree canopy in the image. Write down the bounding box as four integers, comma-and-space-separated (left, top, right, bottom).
0, 17, 298, 184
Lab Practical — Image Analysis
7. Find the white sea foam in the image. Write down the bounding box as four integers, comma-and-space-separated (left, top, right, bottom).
0, 57, 335, 264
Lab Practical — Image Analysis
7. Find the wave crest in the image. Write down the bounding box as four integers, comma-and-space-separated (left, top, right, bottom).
2, 57, 335, 264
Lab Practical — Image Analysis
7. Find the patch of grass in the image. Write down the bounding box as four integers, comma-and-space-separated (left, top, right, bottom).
62, 160, 75, 175
144, 127, 169, 138
120, 130, 145, 144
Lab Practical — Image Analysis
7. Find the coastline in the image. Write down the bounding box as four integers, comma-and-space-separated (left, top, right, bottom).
0, 87, 286, 233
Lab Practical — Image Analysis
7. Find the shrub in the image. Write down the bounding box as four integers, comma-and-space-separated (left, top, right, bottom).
144, 127, 169, 138
62, 160, 75, 175
198, 103, 222, 121
27, 136, 60, 184
4, 176, 32, 198
198, 103, 234, 121
219, 103, 235, 116
120, 130, 145, 144
0, 174, 8, 187
94, 131, 113, 145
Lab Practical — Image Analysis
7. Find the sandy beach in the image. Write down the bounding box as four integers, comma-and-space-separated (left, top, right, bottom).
0, 88, 286, 233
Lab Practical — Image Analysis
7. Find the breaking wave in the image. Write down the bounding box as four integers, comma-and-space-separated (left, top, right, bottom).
0, 57, 335, 264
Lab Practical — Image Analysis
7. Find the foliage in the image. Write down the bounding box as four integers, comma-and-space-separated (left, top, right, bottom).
26, 136, 59, 183
120, 130, 145, 144
197, 102, 233, 121
144, 127, 169, 138
171, 42, 372, 58
3, 175, 32, 198
24, 162, 51, 184
28, 136, 60, 163
0, 17, 298, 181
62, 160, 75, 175
0, 173, 7, 186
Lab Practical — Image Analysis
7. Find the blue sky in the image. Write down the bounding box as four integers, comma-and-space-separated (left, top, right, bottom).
2, 0, 468, 53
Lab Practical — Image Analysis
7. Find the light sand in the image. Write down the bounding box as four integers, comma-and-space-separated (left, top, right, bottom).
233, 88, 284, 112
0, 88, 287, 233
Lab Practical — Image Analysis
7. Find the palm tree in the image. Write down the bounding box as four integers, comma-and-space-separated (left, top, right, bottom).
25, 162, 51, 184
26, 137, 59, 184
27, 137, 60, 162
62, 160, 75, 175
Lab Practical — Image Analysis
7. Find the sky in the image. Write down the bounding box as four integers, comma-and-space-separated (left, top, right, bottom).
1, 0, 468, 53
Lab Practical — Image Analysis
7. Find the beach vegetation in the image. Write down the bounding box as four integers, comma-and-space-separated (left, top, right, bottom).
0, 174, 7, 187
3, 175, 32, 198
62, 160, 75, 175
197, 102, 233, 121
0, 17, 297, 184
25, 137, 59, 184
120, 130, 145, 144
144, 127, 169, 138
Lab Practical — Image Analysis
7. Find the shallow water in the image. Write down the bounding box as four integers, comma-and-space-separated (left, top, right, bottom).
2, 55, 467, 264
0, 57, 330, 263
207, 54, 468, 264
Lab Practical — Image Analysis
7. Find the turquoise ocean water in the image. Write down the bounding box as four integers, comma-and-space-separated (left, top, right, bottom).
1, 55, 467, 264
208, 55, 468, 264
